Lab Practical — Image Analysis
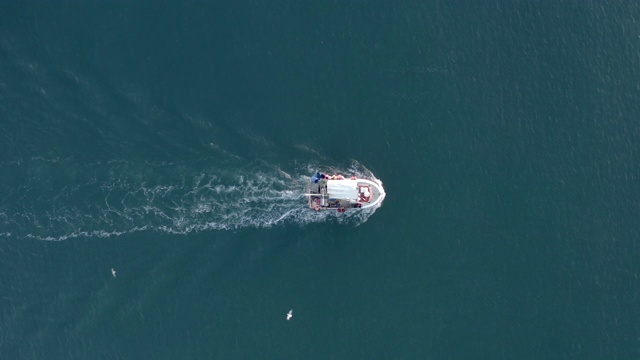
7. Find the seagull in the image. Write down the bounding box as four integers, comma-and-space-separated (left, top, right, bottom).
111, 268, 117, 278
286, 309, 293, 321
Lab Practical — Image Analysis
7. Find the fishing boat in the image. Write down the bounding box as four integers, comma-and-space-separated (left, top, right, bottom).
306, 172, 386, 212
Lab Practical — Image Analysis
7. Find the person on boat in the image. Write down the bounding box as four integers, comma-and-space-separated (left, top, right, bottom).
359, 187, 370, 202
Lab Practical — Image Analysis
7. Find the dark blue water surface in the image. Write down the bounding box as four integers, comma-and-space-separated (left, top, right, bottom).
1, 1, 639, 359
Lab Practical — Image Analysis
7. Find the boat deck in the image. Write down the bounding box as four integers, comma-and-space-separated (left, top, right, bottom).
307, 174, 382, 211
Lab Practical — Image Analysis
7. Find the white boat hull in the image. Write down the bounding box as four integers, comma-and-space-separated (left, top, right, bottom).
306, 173, 385, 211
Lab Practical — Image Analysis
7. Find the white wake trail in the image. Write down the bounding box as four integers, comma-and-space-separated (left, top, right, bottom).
0, 158, 381, 241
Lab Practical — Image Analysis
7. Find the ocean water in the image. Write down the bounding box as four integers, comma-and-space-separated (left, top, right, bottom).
1, 1, 640, 359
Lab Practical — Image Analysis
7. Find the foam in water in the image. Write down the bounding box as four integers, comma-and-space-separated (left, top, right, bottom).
0, 158, 384, 241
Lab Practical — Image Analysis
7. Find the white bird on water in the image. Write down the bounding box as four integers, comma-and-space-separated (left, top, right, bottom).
286, 309, 293, 321
111, 268, 117, 278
